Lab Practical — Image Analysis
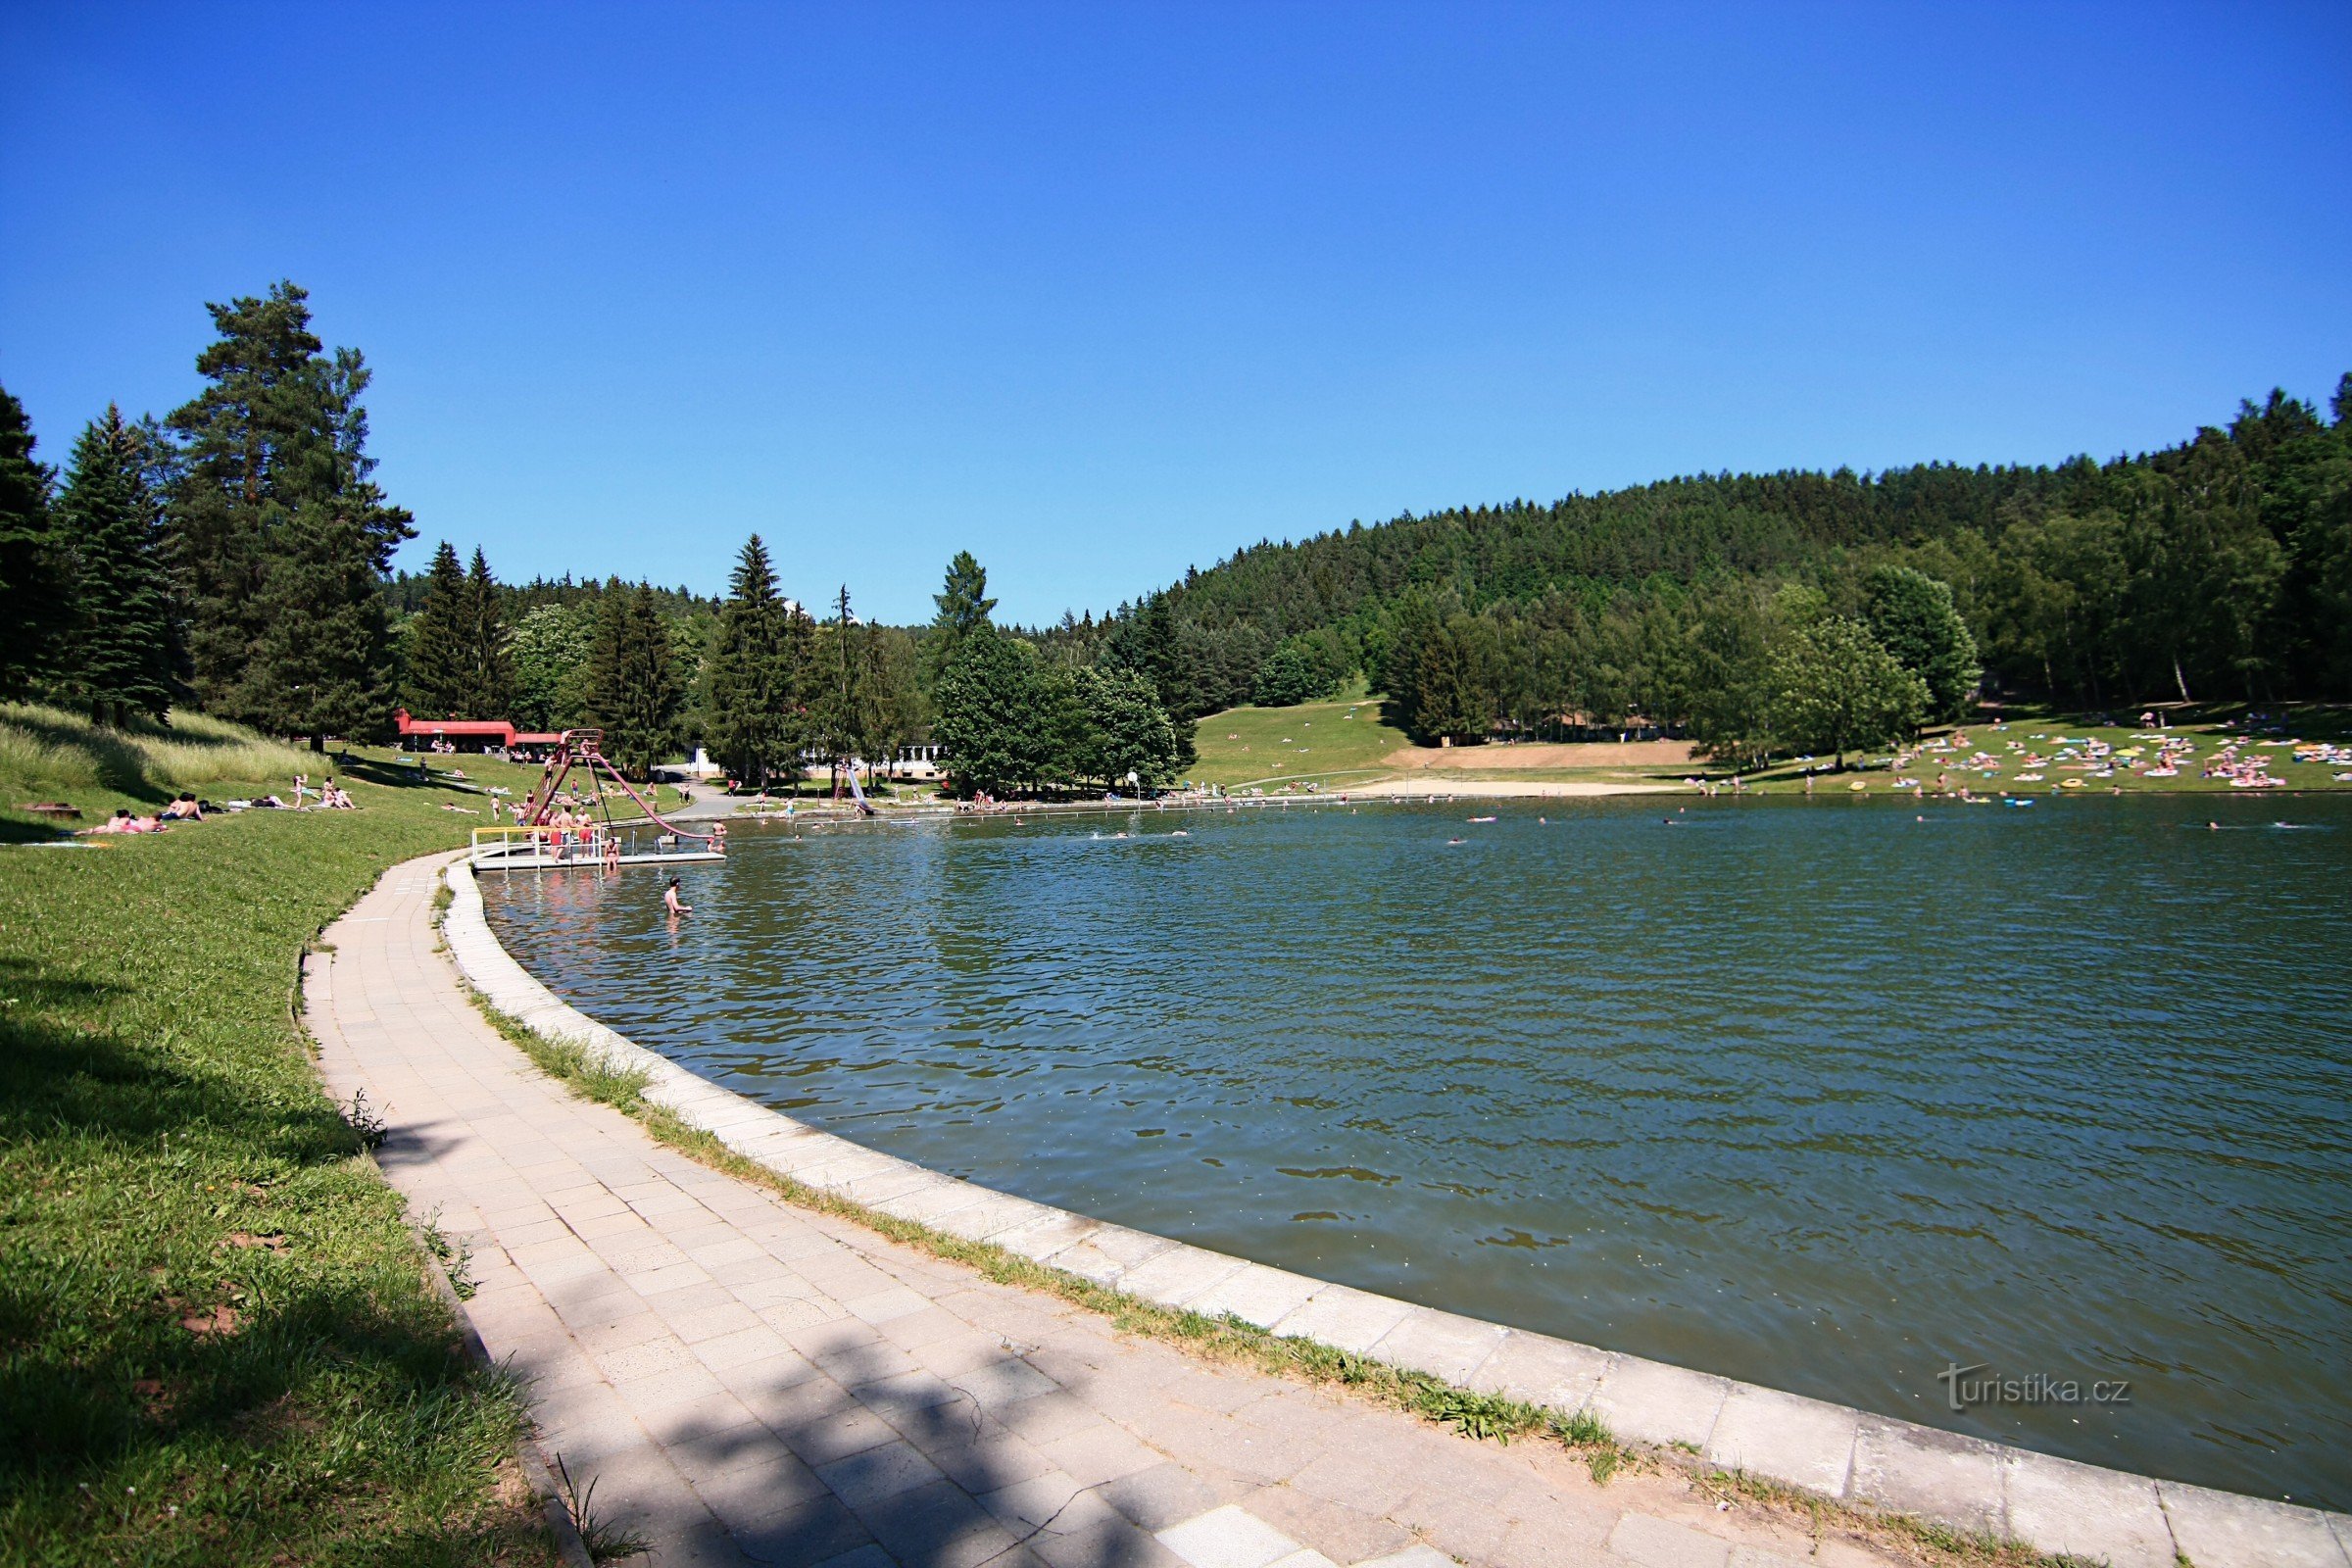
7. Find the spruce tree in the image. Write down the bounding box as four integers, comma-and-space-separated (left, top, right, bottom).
57, 406, 176, 725
403, 542, 471, 717
587, 582, 683, 779
164, 282, 414, 730
0, 383, 70, 699
924, 550, 996, 684
704, 535, 792, 787
463, 548, 516, 717
251, 499, 399, 749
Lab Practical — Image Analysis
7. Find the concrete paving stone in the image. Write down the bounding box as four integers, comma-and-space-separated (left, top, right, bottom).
758, 1296, 849, 1333
1467, 1331, 1615, 1414
875, 1303, 972, 1351
664, 1298, 768, 1345
596, 1331, 696, 1383
1702, 1385, 1858, 1497
712, 1347, 822, 1404
1286, 1446, 1419, 1517
853, 1369, 974, 1432
1844, 1418, 2002, 1536
766, 1392, 905, 1467
1094, 1461, 1236, 1532
1266, 1286, 1413, 1356
848, 1286, 938, 1325
1037, 1420, 1168, 1488
858, 1477, 1027, 1568
1243, 1483, 1418, 1564
2000, 1449, 2174, 1568
1185, 1264, 1328, 1330
1606, 1512, 1733, 1568
2157, 1480, 2349, 1568
789, 1314, 890, 1362
1351, 1548, 1456, 1568
1491, 1516, 1618, 1568
837, 1165, 945, 1212
1043, 1220, 1181, 1279
1369, 1307, 1510, 1386
613, 1359, 730, 1422
1032, 1506, 1191, 1568
690, 1322, 797, 1373
1117, 1246, 1253, 1311
922, 1421, 1062, 1495
1156, 1503, 1303, 1568
805, 1544, 895, 1568
879, 1177, 999, 1228
634, 1258, 719, 1297
1725, 1548, 1813, 1568
731, 1491, 876, 1566
929, 1193, 1056, 1244
814, 1436, 949, 1507
905, 1326, 1012, 1378
996, 1391, 1115, 1447
725, 1267, 824, 1306
953, 1357, 1064, 1411
810, 1341, 921, 1394
1160, 1365, 1273, 1418
985, 1208, 1105, 1265
977, 1468, 1087, 1530
497, 1215, 575, 1249
1586, 1355, 1729, 1450
1114, 1400, 1248, 1473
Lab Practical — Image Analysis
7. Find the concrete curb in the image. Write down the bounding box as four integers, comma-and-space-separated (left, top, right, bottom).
439, 858, 2352, 1568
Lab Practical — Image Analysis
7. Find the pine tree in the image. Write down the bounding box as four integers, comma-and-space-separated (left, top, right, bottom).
57, 406, 176, 725
0, 382, 70, 699
588, 582, 683, 779
463, 548, 516, 717
164, 282, 414, 729
403, 542, 471, 717
704, 534, 792, 787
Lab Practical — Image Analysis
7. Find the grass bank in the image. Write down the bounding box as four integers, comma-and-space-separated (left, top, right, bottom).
1187, 694, 1410, 790
0, 723, 564, 1565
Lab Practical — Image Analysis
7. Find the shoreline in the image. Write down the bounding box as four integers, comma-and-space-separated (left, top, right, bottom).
441, 855, 2350, 1566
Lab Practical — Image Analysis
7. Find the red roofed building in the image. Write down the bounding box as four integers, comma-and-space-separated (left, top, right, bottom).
395, 710, 561, 755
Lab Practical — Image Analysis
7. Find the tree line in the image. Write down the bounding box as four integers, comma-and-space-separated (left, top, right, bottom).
1088, 379, 2352, 755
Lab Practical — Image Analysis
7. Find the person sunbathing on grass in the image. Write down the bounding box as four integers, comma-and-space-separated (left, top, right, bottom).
161, 794, 204, 820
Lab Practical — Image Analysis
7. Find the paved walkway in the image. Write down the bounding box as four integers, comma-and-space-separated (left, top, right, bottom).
306, 856, 1905, 1568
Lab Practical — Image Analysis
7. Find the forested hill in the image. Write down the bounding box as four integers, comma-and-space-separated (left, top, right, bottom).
1070, 378, 2352, 730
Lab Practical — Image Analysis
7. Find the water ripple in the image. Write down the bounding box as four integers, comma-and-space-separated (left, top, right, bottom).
485, 796, 2352, 1508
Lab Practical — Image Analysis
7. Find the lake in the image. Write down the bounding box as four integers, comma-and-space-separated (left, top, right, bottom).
482, 793, 2352, 1508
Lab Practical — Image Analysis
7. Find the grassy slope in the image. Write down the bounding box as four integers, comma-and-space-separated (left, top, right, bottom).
1188, 695, 1412, 789
1190, 698, 2352, 796
0, 716, 563, 1566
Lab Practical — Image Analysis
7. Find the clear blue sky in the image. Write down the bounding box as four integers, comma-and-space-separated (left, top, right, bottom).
5, 4, 2348, 625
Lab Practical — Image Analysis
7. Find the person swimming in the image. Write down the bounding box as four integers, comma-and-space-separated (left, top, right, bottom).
663, 878, 692, 916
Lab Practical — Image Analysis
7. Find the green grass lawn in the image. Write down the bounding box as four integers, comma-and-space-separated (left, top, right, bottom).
1187, 692, 1412, 789
1722, 704, 2352, 795
0, 710, 564, 1565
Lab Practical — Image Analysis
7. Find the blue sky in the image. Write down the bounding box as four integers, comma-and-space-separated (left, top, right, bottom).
5, 4, 2348, 624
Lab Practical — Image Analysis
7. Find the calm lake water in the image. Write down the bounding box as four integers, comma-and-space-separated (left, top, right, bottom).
483, 794, 2352, 1508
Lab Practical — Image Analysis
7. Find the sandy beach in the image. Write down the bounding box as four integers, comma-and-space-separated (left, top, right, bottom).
1344, 775, 1684, 798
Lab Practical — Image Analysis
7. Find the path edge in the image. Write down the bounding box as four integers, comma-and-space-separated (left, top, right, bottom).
437, 855, 2352, 1568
